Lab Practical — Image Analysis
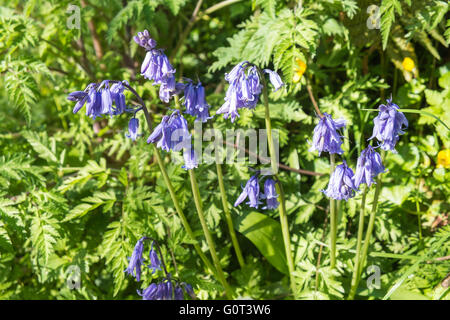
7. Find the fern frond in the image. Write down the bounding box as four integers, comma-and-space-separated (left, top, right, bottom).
30, 212, 60, 263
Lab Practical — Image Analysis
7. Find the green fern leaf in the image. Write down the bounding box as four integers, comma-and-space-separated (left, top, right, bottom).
30, 212, 60, 263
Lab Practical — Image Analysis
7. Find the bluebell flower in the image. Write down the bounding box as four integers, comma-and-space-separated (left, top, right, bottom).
138, 283, 158, 300
182, 145, 198, 170
126, 118, 139, 141
99, 81, 113, 116
124, 237, 146, 282
182, 282, 196, 299
138, 281, 172, 300
133, 29, 157, 50
234, 173, 261, 208
67, 88, 90, 114
217, 62, 262, 122
110, 81, 127, 115
159, 283, 170, 300
84, 85, 103, 120
147, 110, 191, 152
148, 242, 162, 274
217, 84, 240, 122
141, 50, 176, 86
225, 61, 249, 83
309, 113, 346, 156
322, 161, 358, 201
354, 145, 386, 188
369, 98, 408, 152
182, 81, 212, 122
260, 178, 279, 210
264, 69, 284, 91
174, 285, 184, 300
242, 66, 262, 109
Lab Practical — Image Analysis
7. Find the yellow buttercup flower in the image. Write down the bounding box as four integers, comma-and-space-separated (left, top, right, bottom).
402, 57, 415, 72
293, 58, 307, 83
437, 149, 450, 168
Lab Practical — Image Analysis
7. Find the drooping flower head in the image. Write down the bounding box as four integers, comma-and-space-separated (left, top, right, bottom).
110, 81, 128, 115
182, 144, 198, 170
309, 113, 346, 156
174, 285, 184, 300
133, 29, 157, 50
125, 237, 146, 282
322, 161, 358, 201
148, 242, 162, 274
138, 279, 194, 300
217, 62, 284, 122
138, 281, 171, 300
68, 81, 130, 119
260, 178, 279, 210
182, 282, 196, 299
182, 80, 212, 122
263, 69, 284, 91
354, 145, 386, 188
234, 172, 261, 209
126, 118, 139, 141
217, 62, 264, 122
147, 110, 191, 152
135, 30, 177, 103
369, 98, 408, 152
141, 50, 176, 86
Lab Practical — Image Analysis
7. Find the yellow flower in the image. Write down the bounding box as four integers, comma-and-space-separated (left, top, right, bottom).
437, 149, 450, 168
293, 58, 307, 83
402, 57, 415, 72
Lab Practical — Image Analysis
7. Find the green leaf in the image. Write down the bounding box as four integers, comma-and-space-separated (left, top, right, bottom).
380, 0, 402, 50
235, 211, 288, 275
63, 191, 116, 222
30, 213, 60, 263
23, 131, 58, 163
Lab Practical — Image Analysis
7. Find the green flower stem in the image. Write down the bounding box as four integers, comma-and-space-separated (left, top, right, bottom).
358, 150, 386, 277
329, 153, 337, 269
188, 169, 234, 299
259, 70, 297, 296
348, 184, 368, 300
152, 143, 218, 278
216, 162, 245, 268
172, 94, 232, 297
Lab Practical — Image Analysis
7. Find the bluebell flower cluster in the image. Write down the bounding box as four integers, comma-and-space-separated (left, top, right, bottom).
124, 237, 194, 300
234, 173, 280, 210
68, 80, 143, 141
314, 98, 406, 201
133, 30, 216, 170
217, 61, 284, 122
309, 113, 346, 156
135, 30, 177, 103
182, 80, 212, 122
138, 280, 192, 300
354, 145, 386, 188
68, 81, 130, 119
147, 110, 191, 152
322, 161, 358, 201
369, 98, 408, 152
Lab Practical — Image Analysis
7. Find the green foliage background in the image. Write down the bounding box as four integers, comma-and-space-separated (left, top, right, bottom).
0, 0, 449, 300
